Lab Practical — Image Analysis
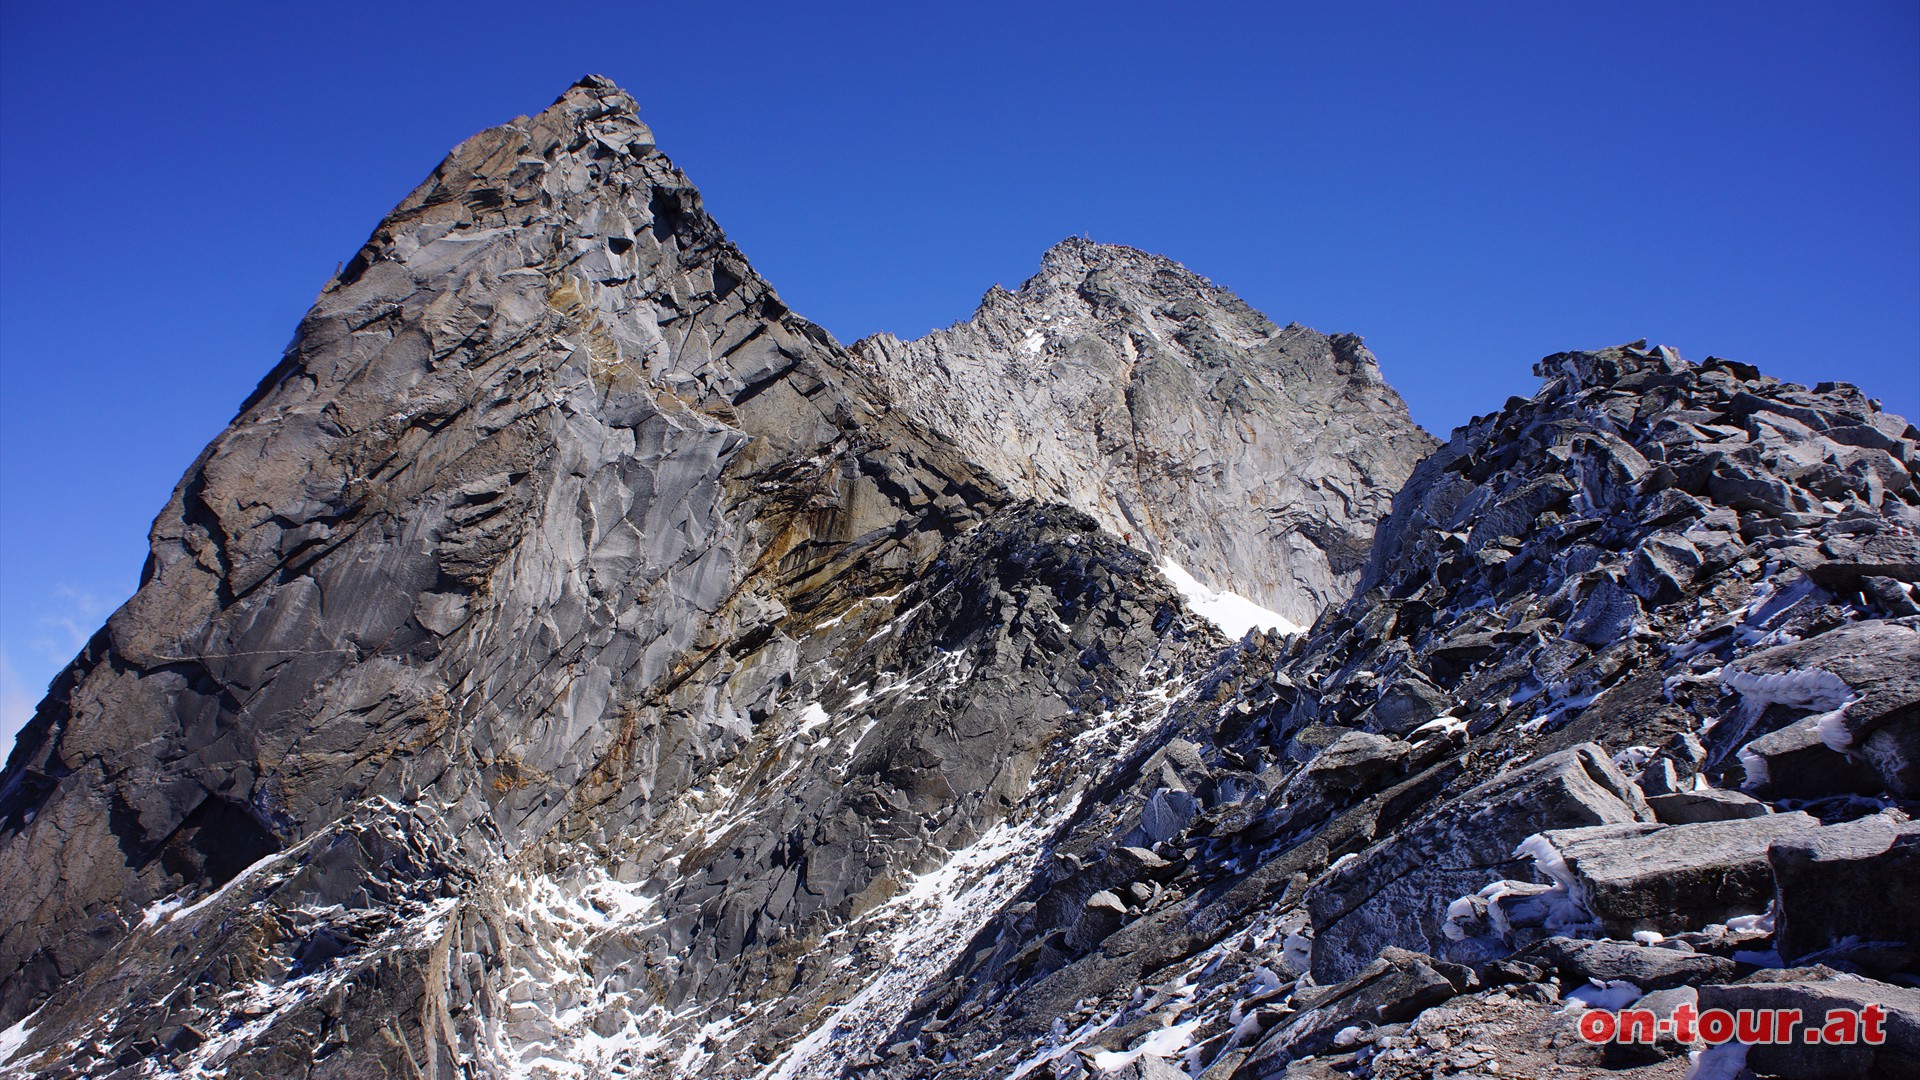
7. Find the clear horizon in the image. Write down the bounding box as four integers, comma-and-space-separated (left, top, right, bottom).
2, 2, 1916, 746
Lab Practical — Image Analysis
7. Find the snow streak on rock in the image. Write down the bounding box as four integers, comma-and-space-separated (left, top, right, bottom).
1159, 560, 1305, 639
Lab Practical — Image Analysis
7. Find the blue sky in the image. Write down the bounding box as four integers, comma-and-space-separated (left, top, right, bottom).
2, 2, 1916, 745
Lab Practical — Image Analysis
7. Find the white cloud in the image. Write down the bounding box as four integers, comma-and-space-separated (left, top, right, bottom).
0, 648, 39, 752
1, 585, 124, 752
28, 585, 117, 663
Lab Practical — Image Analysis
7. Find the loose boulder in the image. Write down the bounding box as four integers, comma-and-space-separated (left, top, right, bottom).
1304, 731, 1411, 794
1533, 812, 1822, 934
1699, 972, 1920, 1079
1308, 744, 1651, 981
1243, 947, 1461, 1068
1728, 621, 1920, 796
1645, 788, 1770, 824
1524, 936, 1737, 991
1771, 813, 1920, 974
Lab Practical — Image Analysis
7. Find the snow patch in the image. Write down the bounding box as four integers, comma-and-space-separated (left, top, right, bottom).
1159, 560, 1304, 639
1815, 704, 1858, 752
1719, 665, 1854, 715
1514, 833, 1576, 893
1409, 714, 1468, 742
764, 806, 1079, 1080
1087, 1018, 1200, 1071
1685, 1042, 1751, 1080
1246, 966, 1285, 999
1565, 979, 1642, 1011
160, 844, 300, 927
1725, 906, 1775, 935
1611, 745, 1655, 771
485, 861, 674, 1078
1510, 834, 1598, 931
792, 703, 830, 741
139, 895, 187, 928
1281, 930, 1313, 974
0, 1008, 36, 1068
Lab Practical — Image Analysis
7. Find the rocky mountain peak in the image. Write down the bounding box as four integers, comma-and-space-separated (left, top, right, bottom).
1031, 234, 1182, 281
552, 72, 642, 117
853, 242, 1435, 626
944, 238, 1395, 398
0, 74, 1021, 1072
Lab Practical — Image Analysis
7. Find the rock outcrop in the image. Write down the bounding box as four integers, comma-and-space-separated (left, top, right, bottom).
852, 239, 1436, 627
2, 77, 1918, 1080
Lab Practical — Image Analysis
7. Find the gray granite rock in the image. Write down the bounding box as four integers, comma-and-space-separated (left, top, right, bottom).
2, 77, 1919, 1080
1304, 731, 1410, 793
1809, 533, 1920, 587
1307, 744, 1652, 981
1523, 935, 1737, 991
1540, 813, 1823, 934
1699, 972, 1920, 1079
1726, 620, 1920, 796
1604, 985, 1698, 1064
1244, 947, 1461, 1068
1771, 814, 1920, 973
850, 241, 1436, 627
1645, 787, 1771, 824
0, 74, 1037, 1074
1738, 714, 1886, 799
0, 74, 1432, 1080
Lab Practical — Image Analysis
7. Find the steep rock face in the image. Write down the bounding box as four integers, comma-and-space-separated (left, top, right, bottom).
0, 76, 1030, 1075
851, 239, 1436, 626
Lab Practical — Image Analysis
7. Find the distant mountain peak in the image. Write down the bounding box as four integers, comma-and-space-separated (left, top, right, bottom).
855, 242, 1435, 624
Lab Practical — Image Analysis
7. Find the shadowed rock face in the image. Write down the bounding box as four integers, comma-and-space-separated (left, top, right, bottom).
3, 79, 1918, 1080
852, 239, 1436, 627
0, 75, 1025, 1073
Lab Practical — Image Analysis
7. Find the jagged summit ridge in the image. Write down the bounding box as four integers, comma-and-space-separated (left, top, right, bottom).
856, 342, 1920, 1079
853, 237, 1435, 626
